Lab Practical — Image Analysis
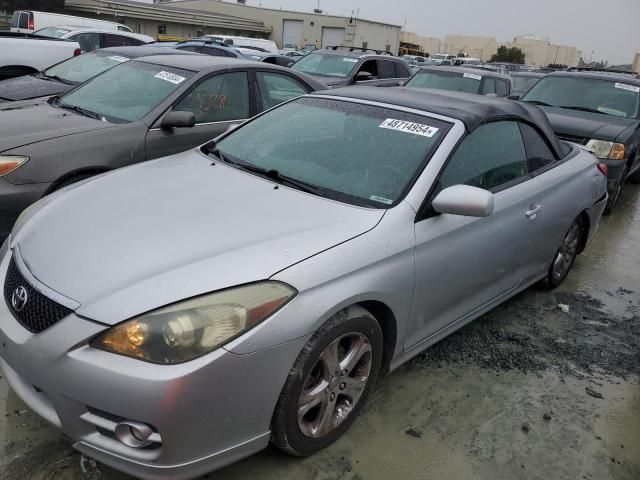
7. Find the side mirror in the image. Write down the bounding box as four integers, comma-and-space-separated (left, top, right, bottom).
355, 71, 373, 82
432, 185, 494, 217
508, 94, 520, 100
161, 111, 196, 130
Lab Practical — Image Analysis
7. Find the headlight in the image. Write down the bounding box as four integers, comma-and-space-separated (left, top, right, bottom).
0, 156, 29, 176
585, 140, 625, 160
90, 282, 296, 364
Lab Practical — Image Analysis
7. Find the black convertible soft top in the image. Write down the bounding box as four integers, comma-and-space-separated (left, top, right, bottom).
318, 86, 570, 158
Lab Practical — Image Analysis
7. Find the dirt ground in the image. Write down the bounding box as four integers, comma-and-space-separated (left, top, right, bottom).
1, 185, 639, 480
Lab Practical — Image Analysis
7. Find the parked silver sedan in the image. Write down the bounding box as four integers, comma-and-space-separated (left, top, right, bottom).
0, 87, 607, 479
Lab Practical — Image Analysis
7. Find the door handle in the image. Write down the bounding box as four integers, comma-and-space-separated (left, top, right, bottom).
526, 205, 542, 219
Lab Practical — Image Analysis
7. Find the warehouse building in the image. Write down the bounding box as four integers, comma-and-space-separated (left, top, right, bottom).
400, 31, 441, 56
64, 0, 402, 52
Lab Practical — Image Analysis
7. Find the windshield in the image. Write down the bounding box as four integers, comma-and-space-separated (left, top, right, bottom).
522, 76, 640, 119
59, 61, 193, 123
291, 52, 358, 78
213, 97, 450, 208
406, 70, 482, 94
44, 51, 130, 84
511, 75, 541, 96
34, 27, 71, 38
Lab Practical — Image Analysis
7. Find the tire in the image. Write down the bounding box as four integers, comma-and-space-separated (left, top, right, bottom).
604, 164, 628, 215
271, 305, 383, 456
540, 217, 584, 290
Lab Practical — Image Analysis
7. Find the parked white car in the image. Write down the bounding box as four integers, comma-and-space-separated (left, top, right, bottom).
34, 26, 154, 52
203, 35, 278, 54
10, 10, 132, 34
0, 32, 80, 80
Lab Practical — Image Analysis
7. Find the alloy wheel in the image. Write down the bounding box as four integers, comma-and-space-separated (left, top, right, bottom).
552, 222, 580, 281
297, 333, 373, 438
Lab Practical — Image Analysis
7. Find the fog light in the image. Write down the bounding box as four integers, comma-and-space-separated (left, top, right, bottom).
115, 421, 154, 448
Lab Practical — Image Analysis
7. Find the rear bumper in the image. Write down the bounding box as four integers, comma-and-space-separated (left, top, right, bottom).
0, 178, 48, 242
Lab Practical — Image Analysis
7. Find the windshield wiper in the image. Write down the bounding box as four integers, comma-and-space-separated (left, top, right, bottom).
39, 72, 74, 85
558, 105, 605, 115
54, 99, 101, 120
523, 100, 554, 107
206, 147, 323, 196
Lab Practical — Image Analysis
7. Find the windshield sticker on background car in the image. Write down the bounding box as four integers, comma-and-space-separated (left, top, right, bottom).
342, 58, 359, 63
369, 195, 393, 205
614, 82, 640, 94
463, 73, 482, 81
379, 118, 440, 138
154, 71, 186, 85
109, 56, 129, 63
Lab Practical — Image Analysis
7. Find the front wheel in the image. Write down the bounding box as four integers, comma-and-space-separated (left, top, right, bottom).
540, 218, 583, 290
271, 306, 383, 456
628, 166, 640, 185
604, 165, 628, 215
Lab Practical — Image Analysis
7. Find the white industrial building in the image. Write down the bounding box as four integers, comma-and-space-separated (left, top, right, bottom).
63, 0, 402, 52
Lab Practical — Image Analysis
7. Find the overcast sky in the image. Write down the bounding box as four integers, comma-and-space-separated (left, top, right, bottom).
223, 0, 638, 64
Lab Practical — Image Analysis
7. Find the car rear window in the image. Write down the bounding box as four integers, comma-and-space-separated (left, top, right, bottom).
214, 97, 451, 208
406, 70, 482, 94
292, 53, 358, 78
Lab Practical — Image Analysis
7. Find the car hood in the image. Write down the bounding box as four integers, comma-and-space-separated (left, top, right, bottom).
12, 150, 384, 324
540, 106, 637, 142
0, 99, 112, 152
0, 75, 73, 102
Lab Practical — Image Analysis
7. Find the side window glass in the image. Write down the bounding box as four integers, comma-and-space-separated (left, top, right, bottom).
356, 60, 378, 80
173, 72, 250, 123
482, 77, 496, 95
18, 12, 28, 29
440, 121, 528, 191
395, 61, 411, 78
519, 123, 557, 172
175, 45, 200, 52
496, 79, 509, 97
256, 72, 308, 110
203, 46, 227, 57
102, 34, 141, 48
377, 60, 396, 79
73, 33, 101, 52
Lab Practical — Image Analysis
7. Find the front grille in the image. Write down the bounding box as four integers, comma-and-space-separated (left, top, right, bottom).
557, 133, 587, 145
3, 257, 72, 333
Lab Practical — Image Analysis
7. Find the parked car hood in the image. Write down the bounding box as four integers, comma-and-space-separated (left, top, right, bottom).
0, 99, 113, 152
13, 150, 384, 324
0, 75, 73, 102
540, 106, 637, 142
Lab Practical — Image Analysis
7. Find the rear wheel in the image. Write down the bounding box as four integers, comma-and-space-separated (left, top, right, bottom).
540, 218, 583, 290
271, 306, 383, 456
604, 165, 628, 215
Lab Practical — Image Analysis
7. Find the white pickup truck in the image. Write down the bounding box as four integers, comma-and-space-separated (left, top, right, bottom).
0, 32, 80, 80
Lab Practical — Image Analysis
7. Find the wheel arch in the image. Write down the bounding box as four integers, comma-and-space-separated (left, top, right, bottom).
576, 209, 590, 255
356, 300, 398, 375
44, 166, 112, 195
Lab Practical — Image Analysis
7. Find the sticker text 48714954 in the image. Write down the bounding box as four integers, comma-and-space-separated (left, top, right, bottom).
379, 118, 439, 138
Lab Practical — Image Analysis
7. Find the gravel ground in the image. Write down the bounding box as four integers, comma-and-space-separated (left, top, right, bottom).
0, 185, 638, 480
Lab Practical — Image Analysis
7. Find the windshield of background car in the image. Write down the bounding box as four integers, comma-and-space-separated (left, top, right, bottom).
34, 27, 71, 38
59, 61, 194, 123
522, 76, 640, 119
406, 70, 482, 94
214, 97, 451, 208
511, 75, 541, 95
291, 52, 358, 78
45, 51, 130, 84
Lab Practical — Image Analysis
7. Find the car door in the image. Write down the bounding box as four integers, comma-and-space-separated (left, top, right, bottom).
406, 121, 543, 349
254, 70, 310, 111
145, 71, 253, 159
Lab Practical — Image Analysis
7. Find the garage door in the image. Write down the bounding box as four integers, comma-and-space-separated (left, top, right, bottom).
282, 19, 303, 48
321, 27, 345, 48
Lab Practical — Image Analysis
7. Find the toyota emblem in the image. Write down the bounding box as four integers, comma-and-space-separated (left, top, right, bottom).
11, 286, 28, 312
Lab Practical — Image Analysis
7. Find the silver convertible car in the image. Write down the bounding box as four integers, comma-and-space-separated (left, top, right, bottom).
0, 87, 607, 479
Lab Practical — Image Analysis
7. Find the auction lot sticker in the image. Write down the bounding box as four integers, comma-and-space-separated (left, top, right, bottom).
463, 72, 482, 81
379, 118, 439, 137
615, 82, 640, 93
155, 71, 186, 84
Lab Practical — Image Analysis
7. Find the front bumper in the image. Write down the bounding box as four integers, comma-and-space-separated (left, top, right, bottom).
0, 177, 49, 242
0, 248, 309, 480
